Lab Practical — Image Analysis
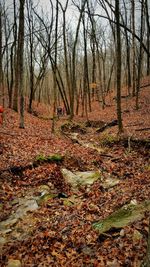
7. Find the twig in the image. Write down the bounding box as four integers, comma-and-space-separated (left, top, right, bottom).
135, 128, 150, 132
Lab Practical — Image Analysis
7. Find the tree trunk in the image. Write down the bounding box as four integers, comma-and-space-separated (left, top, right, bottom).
0, 3, 3, 105
70, 0, 87, 119
13, 0, 18, 112
136, 0, 145, 110
122, 0, 131, 95
27, 0, 34, 113
51, 0, 58, 133
145, 0, 150, 75
17, 0, 25, 128
115, 0, 123, 133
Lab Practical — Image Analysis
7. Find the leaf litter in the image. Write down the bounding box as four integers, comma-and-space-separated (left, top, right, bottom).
0, 86, 150, 266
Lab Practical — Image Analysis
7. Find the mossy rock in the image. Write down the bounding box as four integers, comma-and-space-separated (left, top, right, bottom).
93, 200, 150, 234
61, 168, 101, 188
63, 199, 74, 206
38, 185, 51, 193
38, 193, 57, 204
7, 259, 21, 267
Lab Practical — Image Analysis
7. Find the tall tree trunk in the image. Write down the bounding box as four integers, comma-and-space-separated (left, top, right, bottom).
122, 0, 131, 95
136, 0, 145, 110
115, 0, 123, 133
51, 0, 58, 133
17, 0, 25, 128
0, 3, 3, 105
82, 11, 90, 119
27, 0, 34, 113
131, 0, 136, 97
9, 39, 16, 108
95, 40, 105, 109
70, 0, 87, 119
13, 0, 18, 112
58, 0, 71, 115
145, 0, 150, 75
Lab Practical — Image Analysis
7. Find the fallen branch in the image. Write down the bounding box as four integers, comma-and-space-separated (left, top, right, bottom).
135, 127, 150, 132
140, 83, 150, 89
96, 120, 118, 133
119, 137, 150, 149
125, 123, 143, 127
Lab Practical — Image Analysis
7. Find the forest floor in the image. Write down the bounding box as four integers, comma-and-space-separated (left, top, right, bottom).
0, 81, 150, 267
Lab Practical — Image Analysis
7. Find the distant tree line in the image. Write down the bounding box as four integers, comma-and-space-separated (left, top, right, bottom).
0, 0, 149, 131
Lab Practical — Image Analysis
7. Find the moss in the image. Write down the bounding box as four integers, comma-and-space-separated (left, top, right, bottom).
35, 154, 46, 162
38, 193, 57, 204
93, 200, 150, 234
47, 154, 63, 162
99, 133, 118, 146
35, 154, 63, 163
144, 165, 150, 171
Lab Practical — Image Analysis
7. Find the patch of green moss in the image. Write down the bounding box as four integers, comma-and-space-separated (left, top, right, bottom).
47, 154, 63, 162
99, 133, 118, 146
38, 193, 57, 204
144, 165, 150, 171
93, 200, 150, 234
35, 154, 63, 163
35, 154, 46, 161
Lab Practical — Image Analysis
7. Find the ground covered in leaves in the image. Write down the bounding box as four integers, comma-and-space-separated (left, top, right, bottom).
0, 85, 150, 266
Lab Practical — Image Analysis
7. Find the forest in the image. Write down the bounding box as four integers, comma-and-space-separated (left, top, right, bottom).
0, 0, 150, 266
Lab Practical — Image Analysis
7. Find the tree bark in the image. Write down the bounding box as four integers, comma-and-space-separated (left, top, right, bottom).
0, 3, 3, 102
136, 0, 145, 110
13, 0, 18, 112
115, 0, 123, 133
17, 0, 25, 128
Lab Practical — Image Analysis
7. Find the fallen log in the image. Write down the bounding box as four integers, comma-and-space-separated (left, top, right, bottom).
96, 120, 118, 133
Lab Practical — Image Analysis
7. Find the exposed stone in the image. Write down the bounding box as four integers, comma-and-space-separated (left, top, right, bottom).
7, 259, 21, 267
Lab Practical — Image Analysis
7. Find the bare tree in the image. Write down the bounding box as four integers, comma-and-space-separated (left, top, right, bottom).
70, 0, 87, 119
58, 0, 71, 115
115, 0, 123, 133
51, 0, 59, 133
131, 0, 136, 97
26, 0, 35, 113
122, 0, 131, 95
13, 0, 18, 111
145, 0, 150, 75
81, 7, 90, 119
136, 0, 145, 110
17, 0, 25, 128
